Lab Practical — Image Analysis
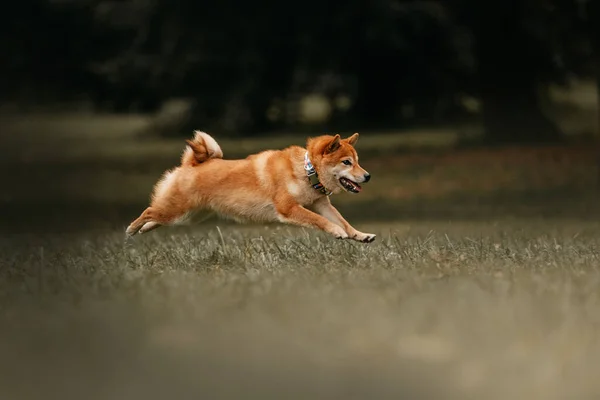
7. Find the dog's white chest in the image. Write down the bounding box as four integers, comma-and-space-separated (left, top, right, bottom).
285, 183, 321, 207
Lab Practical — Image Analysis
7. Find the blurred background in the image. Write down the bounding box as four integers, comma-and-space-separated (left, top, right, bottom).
2, 2, 600, 399
0, 0, 598, 232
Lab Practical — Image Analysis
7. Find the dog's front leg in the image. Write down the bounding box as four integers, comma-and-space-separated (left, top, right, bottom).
277, 201, 348, 239
311, 197, 376, 243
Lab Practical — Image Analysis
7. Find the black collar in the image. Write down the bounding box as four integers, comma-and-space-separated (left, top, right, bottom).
304, 152, 332, 196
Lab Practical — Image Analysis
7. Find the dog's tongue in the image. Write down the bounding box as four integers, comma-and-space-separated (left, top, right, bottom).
343, 178, 361, 192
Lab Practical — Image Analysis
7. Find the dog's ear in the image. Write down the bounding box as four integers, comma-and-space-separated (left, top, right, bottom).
326, 134, 342, 154
346, 132, 359, 145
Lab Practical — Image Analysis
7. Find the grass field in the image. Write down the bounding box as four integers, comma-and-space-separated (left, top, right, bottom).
1, 114, 600, 399
3, 222, 600, 399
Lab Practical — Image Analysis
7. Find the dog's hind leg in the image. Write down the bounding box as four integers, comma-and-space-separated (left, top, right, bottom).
126, 208, 151, 236
139, 221, 161, 234
126, 207, 184, 237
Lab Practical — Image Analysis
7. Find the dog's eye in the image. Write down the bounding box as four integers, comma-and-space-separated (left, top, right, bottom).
342, 160, 352, 166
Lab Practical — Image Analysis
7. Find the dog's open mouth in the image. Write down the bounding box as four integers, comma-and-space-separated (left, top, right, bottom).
339, 177, 362, 193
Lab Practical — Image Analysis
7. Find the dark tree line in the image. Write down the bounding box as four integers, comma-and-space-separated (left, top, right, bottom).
0, 0, 596, 141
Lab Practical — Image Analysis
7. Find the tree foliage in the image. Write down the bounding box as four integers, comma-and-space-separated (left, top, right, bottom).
2, 0, 595, 139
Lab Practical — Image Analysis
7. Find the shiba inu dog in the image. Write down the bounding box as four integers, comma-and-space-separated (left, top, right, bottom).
126, 131, 376, 242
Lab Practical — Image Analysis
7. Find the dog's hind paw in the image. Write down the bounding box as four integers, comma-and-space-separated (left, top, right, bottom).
125, 225, 138, 237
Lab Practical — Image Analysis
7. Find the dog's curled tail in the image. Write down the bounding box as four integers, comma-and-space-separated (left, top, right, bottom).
180, 131, 224, 167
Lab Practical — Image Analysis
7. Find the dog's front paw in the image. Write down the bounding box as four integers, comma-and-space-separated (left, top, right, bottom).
329, 225, 349, 240
352, 232, 376, 243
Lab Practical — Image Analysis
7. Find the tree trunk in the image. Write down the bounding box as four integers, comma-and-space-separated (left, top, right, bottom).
472, 0, 563, 144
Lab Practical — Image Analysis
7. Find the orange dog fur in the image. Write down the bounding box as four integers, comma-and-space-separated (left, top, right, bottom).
126, 131, 376, 242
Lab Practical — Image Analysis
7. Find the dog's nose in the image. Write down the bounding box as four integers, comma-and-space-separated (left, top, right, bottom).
364, 173, 371, 182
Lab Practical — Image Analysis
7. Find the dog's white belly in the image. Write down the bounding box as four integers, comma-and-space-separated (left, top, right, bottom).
210, 199, 278, 224
172, 209, 216, 225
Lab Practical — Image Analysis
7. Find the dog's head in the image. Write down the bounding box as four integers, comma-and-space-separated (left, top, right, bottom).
306, 133, 370, 194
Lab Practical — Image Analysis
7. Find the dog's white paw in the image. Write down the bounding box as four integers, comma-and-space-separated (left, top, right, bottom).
330, 225, 349, 240
353, 232, 376, 243
125, 225, 137, 237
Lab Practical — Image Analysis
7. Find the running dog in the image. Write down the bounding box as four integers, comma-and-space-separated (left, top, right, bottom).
126, 131, 376, 242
